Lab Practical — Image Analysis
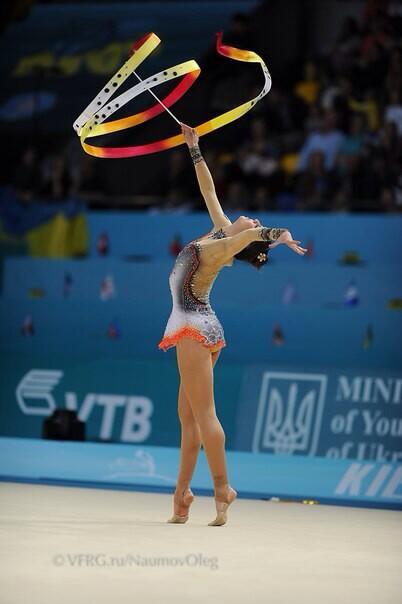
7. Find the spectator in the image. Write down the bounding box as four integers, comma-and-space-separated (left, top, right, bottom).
348, 89, 380, 132
224, 181, 248, 210
41, 153, 73, 201
380, 187, 397, 213
352, 41, 388, 93
304, 103, 322, 133
203, 150, 227, 200
384, 88, 402, 136
360, 12, 392, 58
265, 87, 307, 135
338, 113, 366, 157
294, 61, 320, 106
13, 147, 41, 203
238, 119, 278, 172
339, 154, 387, 211
385, 48, 402, 95
296, 150, 335, 211
321, 76, 351, 132
76, 155, 101, 201
253, 185, 274, 212
376, 120, 401, 162
335, 16, 361, 56
297, 109, 345, 172
165, 149, 198, 201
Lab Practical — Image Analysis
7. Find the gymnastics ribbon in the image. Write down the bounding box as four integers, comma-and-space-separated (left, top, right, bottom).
74, 32, 272, 158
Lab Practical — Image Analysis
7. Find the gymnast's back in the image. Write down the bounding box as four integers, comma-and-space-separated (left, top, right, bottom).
169, 227, 228, 309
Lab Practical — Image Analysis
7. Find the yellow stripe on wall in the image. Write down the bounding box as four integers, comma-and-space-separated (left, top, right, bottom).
25, 213, 88, 258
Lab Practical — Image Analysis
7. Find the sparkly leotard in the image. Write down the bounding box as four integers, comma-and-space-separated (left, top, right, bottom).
158, 227, 227, 353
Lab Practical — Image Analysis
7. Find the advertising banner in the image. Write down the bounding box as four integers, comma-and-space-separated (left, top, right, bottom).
0, 353, 241, 447
235, 365, 402, 463
1, 354, 401, 465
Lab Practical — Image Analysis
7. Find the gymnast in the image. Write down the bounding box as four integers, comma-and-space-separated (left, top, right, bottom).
158, 123, 307, 526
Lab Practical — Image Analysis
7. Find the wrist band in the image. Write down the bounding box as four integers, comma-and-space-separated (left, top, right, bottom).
259, 227, 287, 242
270, 228, 287, 240
73, 31, 272, 158
189, 145, 203, 164
259, 227, 272, 242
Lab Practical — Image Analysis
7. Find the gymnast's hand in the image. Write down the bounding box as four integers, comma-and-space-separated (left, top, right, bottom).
181, 122, 199, 148
270, 230, 307, 255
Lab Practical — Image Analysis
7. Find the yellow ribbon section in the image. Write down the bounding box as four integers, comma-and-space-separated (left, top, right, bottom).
74, 32, 272, 158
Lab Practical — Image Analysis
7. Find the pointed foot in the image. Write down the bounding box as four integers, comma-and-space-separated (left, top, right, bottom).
208, 486, 237, 526
167, 514, 189, 524
167, 487, 194, 524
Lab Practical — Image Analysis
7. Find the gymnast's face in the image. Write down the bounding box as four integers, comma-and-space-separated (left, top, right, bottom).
233, 215, 261, 233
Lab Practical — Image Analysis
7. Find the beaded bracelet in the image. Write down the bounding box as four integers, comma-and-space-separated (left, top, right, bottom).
189, 144, 204, 165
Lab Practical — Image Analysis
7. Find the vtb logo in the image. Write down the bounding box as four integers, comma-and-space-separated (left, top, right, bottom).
16, 370, 63, 415
15, 370, 153, 442
252, 372, 327, 455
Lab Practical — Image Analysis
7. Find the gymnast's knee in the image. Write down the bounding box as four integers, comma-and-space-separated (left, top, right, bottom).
179, 420, 202, 446
197, 410, 225, 436
178, 408, 197, 427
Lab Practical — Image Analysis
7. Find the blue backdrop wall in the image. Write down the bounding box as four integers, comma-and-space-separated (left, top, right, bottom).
0, 212, 401, 468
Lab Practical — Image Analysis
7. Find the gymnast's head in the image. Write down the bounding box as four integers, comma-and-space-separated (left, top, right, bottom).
229, 215, 269, 270
231, 215, 260, 232
233, 241, 269, 270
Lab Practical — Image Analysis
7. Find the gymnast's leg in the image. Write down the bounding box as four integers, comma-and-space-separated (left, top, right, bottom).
175, 349, 221, 492
174, 381, 202, 495
176, 337, 236, 524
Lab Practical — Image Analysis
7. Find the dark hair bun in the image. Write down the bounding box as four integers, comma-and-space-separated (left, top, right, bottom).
234, 241, 270, 269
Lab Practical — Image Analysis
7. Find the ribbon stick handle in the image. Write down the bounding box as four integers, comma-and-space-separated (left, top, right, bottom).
132, 70, 181, 125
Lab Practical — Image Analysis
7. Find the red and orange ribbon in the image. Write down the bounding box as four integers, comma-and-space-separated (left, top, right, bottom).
74, 32, 272, 158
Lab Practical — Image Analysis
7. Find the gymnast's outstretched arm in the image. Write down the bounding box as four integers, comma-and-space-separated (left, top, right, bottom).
181, 123, 231, 231
200, 226, 307, 264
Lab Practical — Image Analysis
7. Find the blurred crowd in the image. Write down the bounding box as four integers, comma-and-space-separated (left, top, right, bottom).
11, 143, 99, 204
10, 3, 402, 213
198, 7, 402, 213
163, 6, 402, 213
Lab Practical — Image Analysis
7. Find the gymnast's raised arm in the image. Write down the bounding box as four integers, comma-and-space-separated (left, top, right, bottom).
181, 123, 231, 231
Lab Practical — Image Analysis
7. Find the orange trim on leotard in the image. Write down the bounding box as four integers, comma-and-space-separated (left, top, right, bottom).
158, 326, 225, 352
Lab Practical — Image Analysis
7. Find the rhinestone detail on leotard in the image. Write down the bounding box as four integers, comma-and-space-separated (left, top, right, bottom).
158, 227, 227, 352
